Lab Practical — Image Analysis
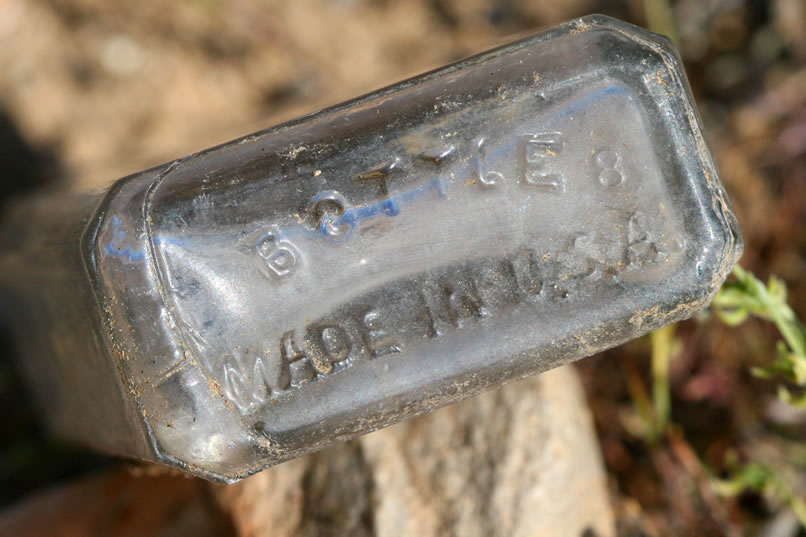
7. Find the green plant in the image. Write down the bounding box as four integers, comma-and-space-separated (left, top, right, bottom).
712, 457, 806, 528
623, 266, 806, 529
712, 265, 806, 406
707, 266, 806, 528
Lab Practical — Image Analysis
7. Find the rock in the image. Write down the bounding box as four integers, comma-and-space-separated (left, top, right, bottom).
214, 365, 614, 537
0, 468, 234, 537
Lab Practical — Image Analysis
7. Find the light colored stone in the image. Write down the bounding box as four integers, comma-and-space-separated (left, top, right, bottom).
214, 365, 614, 537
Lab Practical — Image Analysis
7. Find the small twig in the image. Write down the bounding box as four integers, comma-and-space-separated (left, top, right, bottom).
667, 429, 742, 537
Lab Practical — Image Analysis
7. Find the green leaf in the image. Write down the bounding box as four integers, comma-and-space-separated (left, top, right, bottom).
768, 276, 788, 303
714, 306, 749, 326
778, 386, 806, 409
712, 462, 772, 497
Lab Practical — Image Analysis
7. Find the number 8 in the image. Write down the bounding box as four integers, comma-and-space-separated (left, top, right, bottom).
595, 150, 624, 187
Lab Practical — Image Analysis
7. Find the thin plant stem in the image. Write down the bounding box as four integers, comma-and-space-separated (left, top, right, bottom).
642, 0, 680, 46
651, 324, 675, 436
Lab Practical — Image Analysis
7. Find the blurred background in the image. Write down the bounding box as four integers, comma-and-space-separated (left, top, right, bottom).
0, 0, 804, 535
